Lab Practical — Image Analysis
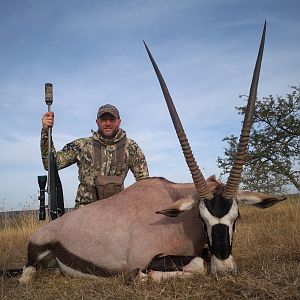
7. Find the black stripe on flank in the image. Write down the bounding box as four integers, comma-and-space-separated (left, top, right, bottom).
27, 242, 118, 277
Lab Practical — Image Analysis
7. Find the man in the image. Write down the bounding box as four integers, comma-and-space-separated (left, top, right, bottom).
41, 104, 149, 208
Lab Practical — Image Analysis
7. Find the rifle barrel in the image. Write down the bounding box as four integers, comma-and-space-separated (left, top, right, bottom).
45, 83, 53, 218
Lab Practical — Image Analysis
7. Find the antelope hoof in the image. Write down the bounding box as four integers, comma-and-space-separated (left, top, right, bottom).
19, 266, 37, 285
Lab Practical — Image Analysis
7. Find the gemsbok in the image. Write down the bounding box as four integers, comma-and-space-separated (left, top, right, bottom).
19, 21, 285, 284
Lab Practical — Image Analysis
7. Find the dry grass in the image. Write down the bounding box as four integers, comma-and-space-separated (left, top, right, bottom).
0, 212, 45, 270
1, 196, 299, 299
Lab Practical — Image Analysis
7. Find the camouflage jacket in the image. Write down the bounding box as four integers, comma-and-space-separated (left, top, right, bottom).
41, 128, 149, 207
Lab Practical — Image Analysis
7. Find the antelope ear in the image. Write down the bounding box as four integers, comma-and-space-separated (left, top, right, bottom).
236, 190, 286, 209
156, 195, 198, 217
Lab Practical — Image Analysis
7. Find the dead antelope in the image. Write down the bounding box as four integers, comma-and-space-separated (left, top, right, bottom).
20, 22, 285, 284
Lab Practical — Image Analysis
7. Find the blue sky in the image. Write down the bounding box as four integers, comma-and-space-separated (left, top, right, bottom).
0, 0, 299, 210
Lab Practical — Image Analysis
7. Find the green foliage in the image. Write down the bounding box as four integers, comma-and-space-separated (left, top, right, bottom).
218, 86, 300, 194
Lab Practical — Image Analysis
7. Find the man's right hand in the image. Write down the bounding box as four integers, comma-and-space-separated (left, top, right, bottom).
42, 112, 54, 131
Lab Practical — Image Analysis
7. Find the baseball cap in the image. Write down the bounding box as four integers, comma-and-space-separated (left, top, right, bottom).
97, 104, 120, 119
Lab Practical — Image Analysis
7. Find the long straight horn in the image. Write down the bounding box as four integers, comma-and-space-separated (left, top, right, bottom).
144, 41, 213, 200
223, 21, 266, 199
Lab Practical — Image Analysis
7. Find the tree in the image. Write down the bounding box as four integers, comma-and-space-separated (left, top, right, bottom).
217, 86, 300, 194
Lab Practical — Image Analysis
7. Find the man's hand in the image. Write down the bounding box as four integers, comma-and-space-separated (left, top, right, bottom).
42, 112, 54, 131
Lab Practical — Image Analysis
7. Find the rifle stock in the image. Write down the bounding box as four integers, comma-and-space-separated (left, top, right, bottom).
48, 152, 65, 219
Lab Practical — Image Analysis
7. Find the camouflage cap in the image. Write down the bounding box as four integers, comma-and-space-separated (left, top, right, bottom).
97, 104, 120, 119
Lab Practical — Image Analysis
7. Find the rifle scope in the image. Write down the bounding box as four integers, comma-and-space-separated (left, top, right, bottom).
38, 175, 47, 220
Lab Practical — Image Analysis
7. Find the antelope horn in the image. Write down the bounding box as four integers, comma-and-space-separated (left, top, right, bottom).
223, 21, 266, 199
144, 41, 213, 200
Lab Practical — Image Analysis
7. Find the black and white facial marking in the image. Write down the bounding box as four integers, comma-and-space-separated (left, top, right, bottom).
199, 193, 239, 260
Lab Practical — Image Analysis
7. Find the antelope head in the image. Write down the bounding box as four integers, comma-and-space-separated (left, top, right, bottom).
144, 22, 282, 275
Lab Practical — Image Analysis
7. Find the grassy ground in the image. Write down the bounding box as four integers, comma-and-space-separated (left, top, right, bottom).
1, 196, 299, 299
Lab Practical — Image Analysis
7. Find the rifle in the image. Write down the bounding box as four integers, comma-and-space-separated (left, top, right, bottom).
38, 83, 65, 220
